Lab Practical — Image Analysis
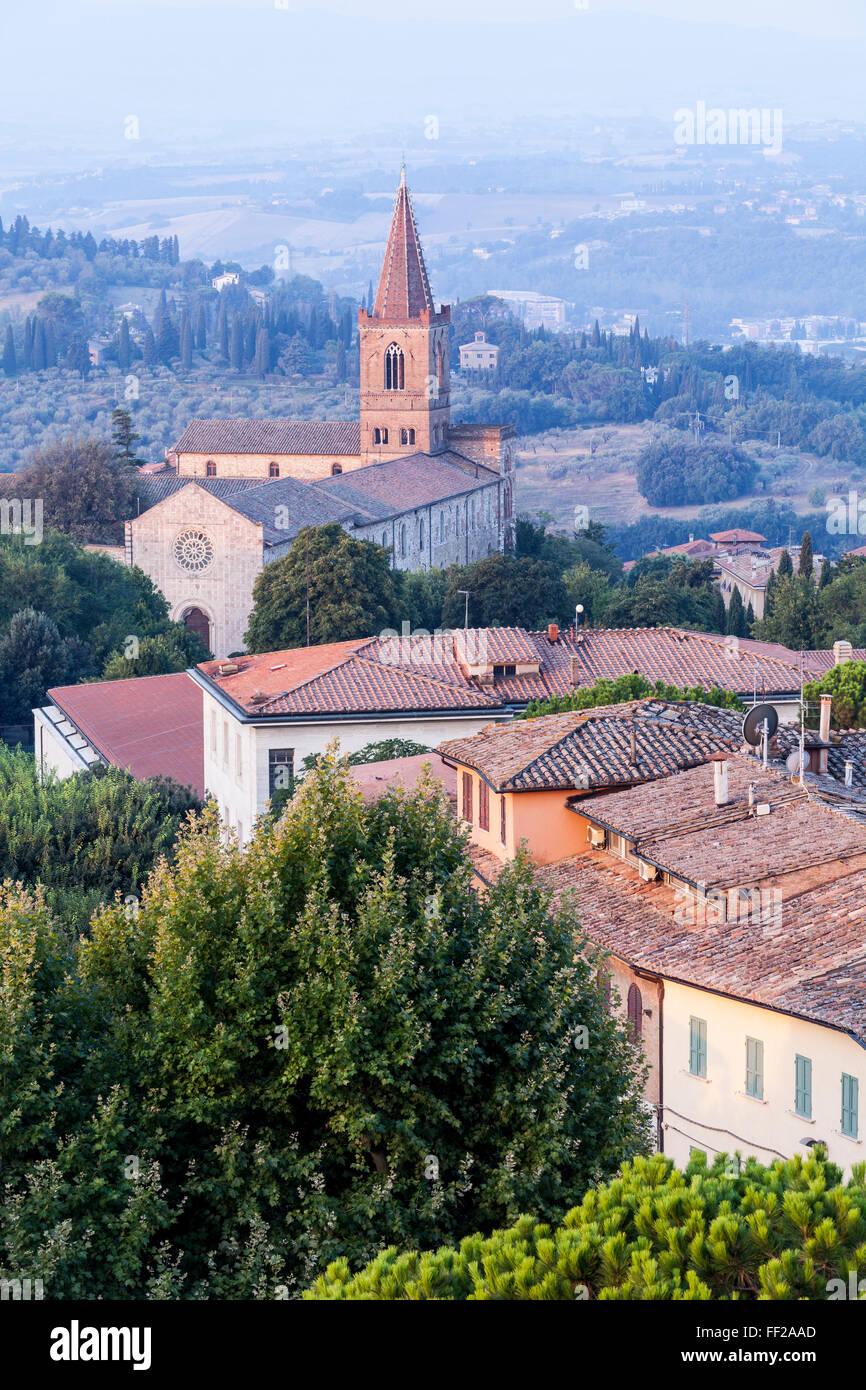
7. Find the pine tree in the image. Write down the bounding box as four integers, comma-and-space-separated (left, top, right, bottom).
2, 325, 16, 376
111, 406, 141, 467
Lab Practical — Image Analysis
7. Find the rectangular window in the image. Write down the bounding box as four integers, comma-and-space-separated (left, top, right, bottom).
842, 1073, 859, 1139
268, 748, 294, 798
745, 1037, 764, 1100
210, 710, 217, 753
235, 733, 243, 780
689, 1017, 707, 1078
500, 796, 507, 846
222, 720, 229, 766
795, 1054, 812, 1119
479, 780, 489, 832
462, 771, 473, 823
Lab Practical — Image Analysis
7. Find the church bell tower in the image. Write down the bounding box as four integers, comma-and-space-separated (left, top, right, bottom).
358, 168, 451, 463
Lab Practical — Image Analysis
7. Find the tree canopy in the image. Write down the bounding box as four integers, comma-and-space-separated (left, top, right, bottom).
0, 751, 648, 1297
244, 524, 398, 651
306, 1146, 866, 1300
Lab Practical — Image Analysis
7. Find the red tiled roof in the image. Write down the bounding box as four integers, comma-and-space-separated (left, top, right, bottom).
174, 419, 361, 457
538, 851, 866, 1042
372, 171, 435, 320
439, 700, 742, 793
199, 626, 804, 720
710, 529, 766, 543
567, 627, 801, 695
47, 673, 204, 795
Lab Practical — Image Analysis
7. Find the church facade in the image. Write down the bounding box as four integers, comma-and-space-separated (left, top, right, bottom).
125, 170, 516, 658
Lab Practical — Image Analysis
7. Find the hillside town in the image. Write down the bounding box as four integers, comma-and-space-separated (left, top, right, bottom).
4, 0, 866, 1349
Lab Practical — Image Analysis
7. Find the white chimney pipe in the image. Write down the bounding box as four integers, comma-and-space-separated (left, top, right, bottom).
713, 758, 730, 806
845, 761, 853, 787
819, 694, 832, 743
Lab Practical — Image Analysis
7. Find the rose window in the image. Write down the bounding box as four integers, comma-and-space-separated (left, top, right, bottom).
174, 529, 214, 574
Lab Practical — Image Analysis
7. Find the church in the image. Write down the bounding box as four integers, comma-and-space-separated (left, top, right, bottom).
127, 170, 516, 657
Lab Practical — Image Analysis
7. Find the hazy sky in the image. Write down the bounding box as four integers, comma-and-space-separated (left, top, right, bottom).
133, 0, 865, 38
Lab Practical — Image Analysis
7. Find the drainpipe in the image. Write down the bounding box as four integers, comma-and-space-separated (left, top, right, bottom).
657, 978, 665, 1153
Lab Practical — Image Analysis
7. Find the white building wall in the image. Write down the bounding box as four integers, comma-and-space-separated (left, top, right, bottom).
662, 979, 866, 1175
199, 686, 512, 837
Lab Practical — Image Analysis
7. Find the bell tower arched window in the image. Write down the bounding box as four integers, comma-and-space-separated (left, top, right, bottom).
206, 460, 216, 477
268, 461, 280, 478
384, 342, 405, 391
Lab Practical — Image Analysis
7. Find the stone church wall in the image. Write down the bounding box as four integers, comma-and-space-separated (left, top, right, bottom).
127, 485, 264, 659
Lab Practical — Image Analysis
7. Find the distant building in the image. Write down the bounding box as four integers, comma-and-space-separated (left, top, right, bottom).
488, 289, 567, 331
459, 331, 499, 371
212, 272, 240, 291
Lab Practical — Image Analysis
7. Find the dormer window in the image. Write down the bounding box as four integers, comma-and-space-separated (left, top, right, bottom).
493, 664, 516, 679
384, 343, 404, 391
206, 460, 217, 477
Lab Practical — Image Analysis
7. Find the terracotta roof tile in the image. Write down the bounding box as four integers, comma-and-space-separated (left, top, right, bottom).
538, 849, 866, 1043
439, 700, 742, 792
46, 673, 204, 795
174, 419, 361, 457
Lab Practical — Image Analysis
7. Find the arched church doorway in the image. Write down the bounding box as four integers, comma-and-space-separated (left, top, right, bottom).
182, 606, 211, 650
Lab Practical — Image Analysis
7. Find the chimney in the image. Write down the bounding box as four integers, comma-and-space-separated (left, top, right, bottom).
629, 718, 637, 765
819, 693, 832, 743
834, 640, 854, 666
712, 756, 730, 806
570, 654, 581, 687
547, 623, 559, 643
845, 760, 854, 787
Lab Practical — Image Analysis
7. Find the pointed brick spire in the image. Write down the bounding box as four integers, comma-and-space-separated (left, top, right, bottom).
372, 168, 434, 320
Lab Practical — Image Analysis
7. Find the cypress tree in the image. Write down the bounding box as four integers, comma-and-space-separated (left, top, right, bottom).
799, 530, 813, 580
196, 304, 207, 352
726, 585, 747, 638
218, 301, 229, 359
777, 549, 794, 579
819, 557, 833, 589
180, 313, 192, 370
2, 325, 16, 376
118, 317, 131, 371
229, 315, 243, 369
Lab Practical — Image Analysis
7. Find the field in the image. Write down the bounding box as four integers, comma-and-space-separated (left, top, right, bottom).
514, 423, 856, 536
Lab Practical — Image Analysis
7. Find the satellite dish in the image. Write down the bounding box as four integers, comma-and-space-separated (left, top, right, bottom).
742, 703, 779, 747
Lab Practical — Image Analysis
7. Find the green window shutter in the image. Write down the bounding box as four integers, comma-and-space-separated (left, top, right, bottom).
689, 1017, 707, 1078
842, 1074, 859, 1139
795, 1054, 812, 1119
746, 1037, 764, 1100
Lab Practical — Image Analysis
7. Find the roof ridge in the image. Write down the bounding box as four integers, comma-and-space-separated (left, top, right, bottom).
356, 654, 502, 703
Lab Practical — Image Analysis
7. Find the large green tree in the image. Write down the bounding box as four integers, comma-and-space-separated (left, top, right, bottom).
440, 553, 569, 630
0, 747, 202, 932
0, 608, 90, 722
0, 754, 648, 1297
16, 437, 137, 544
804, 660, 866, 730
244, 523, 398, 651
